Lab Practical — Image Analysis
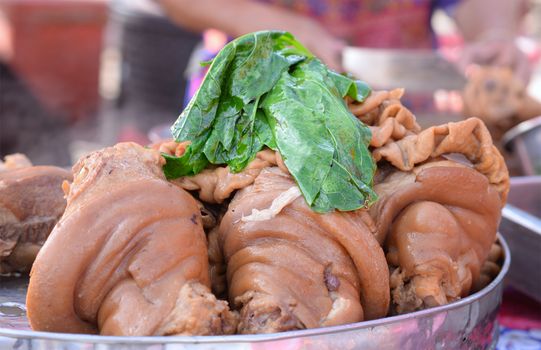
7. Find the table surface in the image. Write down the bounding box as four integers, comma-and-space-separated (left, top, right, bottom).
497, 288, 541, 350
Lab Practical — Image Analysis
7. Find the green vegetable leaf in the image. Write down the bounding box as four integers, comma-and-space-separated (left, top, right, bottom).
165, 30, 377, 212
261, 58, 376, 211
165, 31, 308, 177
328, 71, 371, 102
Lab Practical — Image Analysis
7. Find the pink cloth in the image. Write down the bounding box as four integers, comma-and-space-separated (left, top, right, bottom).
499, 288, 541, 330
496, 288, 541, 350
259, 0, 436, 48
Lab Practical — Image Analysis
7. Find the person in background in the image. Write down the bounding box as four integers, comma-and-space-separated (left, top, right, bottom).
0, 8, 71, 165
154, 0, 532, 82
96, 0, 202, 146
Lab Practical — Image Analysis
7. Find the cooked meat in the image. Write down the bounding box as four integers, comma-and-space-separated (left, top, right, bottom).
219, 168, 389, 334
463, 66, 541, 141
18, 30, 511, 337
348, 88, 421, 147
0, 155, 70, 274
151, 141, 286, 204
371, 117, 509, 202
349, 91, 509, 314
472, 243, 503, 292
26, 142, 237, 336
207, 226, 228, 300
375, 161, 502, 313
171, 149, 287, 204
366, 118, 508, 313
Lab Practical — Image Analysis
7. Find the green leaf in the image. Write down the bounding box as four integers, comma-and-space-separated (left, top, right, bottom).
162, 144, 208, 179
254, 109, 277, 150
200, 59, 214, 67
165, 30, 376, 212
168, 31, 308, 174
261, 58, 376, 211
328, 71, 371, 102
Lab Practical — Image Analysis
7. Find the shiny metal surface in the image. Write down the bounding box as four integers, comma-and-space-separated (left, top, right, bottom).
500, 176, 541, 302
342, 47, 466, 129
0, 235, 510, 350
342, 47, 467, 92
503, 116, 541, 176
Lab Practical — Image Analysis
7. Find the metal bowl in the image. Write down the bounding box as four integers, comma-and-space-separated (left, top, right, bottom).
500, 177, 541, 303
0, 234, 510, 350
503, 116, 541, 176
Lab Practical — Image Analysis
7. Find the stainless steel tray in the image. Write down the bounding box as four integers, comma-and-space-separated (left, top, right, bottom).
500, 176, 541, 302
0, 234, 510, 350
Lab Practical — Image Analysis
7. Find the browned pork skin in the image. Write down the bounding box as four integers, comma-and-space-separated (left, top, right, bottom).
368, 118, 508, 314
172, 149, 288, 204
219, 168, 389, 334
372, 117, 509, 201
350, 92, 508, 313
348, 88, 421, 147
27, 143, 237, 336
0, 154, 70, 274
374, 161, 502, 313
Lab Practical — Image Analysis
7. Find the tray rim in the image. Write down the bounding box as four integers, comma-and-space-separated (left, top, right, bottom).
0, 233, 510, 344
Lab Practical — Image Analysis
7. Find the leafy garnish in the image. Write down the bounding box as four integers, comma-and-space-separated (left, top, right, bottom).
165, 30, 376, 212
261, 59, 376, 211
166, 31, 307, 177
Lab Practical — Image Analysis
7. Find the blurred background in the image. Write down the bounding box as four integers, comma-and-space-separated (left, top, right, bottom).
0, 0, 540, 169
0, 0, 540, 347
0, 0, 200, 165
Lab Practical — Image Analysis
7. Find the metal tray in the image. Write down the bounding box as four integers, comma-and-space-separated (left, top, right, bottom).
500, 176, 541, 302
0, 234, 510, 350
342, 47, 466, 92
503, 117, 541, 176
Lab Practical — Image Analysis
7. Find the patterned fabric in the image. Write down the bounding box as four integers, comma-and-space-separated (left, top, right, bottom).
257, 0, 459, 48
498, 328, 541, 350
497, 288, 541, 350
185, 0, 462, 104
